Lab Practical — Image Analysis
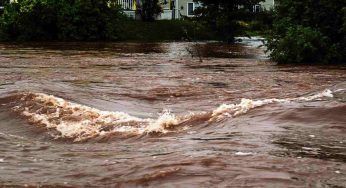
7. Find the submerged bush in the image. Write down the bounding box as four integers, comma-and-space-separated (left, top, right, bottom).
0, 0, 126, 41
118, 20, 215, 41
267, 0, 345, 64
194, 0, 264, 43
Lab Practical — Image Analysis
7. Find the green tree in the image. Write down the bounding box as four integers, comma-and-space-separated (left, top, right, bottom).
267, 0, 346, 64
0, 0, 126, 41
194, 0, 263, 43
137, 0, 162, 22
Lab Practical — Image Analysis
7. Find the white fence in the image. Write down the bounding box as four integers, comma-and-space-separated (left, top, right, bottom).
116, 0, 136, 10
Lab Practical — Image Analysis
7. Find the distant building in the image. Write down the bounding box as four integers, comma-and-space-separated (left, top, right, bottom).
115, 0, 137, 19
173, 0, 200, 18
1, 0, 274, 18
177, 0, 276, 16
261, 0, 275, 10
159, 0, 175, 20
116, 0, 201, 20
253, 0, 275, 12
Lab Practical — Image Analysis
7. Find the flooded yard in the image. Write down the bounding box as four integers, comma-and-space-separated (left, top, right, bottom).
0, 40, 345, 187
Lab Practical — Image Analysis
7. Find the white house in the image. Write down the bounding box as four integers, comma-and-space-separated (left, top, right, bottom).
115, 0, 137, 19
261, 0, 275, 10
172, 0, 275, 18
167, 0, 275, 19
116, 0, 200, 20
173, 0, 200, 18
254, 0, 275, 12
1, 0, 274, 19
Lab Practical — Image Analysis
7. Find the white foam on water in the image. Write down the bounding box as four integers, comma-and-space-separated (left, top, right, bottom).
144, 111, 179, 133
211, 90, 333, 121
235, 152, 253, 156
235, 37, 265, 48
9, 89, 333, 142
15, 93, 151, 141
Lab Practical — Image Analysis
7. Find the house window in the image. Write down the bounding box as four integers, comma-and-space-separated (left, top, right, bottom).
187, 2, 195, 16
253, 4, 261, 12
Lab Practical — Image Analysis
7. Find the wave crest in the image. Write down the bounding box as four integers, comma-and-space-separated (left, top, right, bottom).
1, 90, 334, 142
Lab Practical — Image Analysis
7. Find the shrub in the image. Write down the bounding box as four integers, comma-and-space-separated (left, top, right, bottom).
0, 0, 126, 41
118, 20, 215, 41
194, 0, 264, 43
137, 0, 162, 22
246, 10, 274, 36
267, 0, 345, 64
267, 25, 332, 64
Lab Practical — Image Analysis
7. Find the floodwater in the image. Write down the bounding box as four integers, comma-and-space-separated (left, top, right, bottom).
0, 39, 345, 187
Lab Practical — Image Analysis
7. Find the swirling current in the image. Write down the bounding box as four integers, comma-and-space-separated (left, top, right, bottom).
0, 40, 345, 187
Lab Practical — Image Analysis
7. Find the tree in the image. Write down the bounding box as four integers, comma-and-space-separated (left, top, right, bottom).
0, 0, 126, 41
266, 0, 346, 64
194, 0, 264, 43
137, 0, 162, 22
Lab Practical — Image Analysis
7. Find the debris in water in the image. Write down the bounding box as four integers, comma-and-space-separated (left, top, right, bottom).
235, 152, 253, 156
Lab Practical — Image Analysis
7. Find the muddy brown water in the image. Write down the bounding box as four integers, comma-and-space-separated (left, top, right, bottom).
0, 40, 345, 187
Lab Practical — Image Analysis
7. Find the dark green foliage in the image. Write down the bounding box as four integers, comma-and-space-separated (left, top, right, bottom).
118, 20, 215, 41
194, 0, 264, 43
137, 0, 162, 22
268, 25, 331, 64
246, 9, 274, 36
0, 0, 126, 41
267, 0, 346, 64
0, 0, 215, 41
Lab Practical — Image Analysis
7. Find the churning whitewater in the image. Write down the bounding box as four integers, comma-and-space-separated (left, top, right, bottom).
0, 89, 334, 142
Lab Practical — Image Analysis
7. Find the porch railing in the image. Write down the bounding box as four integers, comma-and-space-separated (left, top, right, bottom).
116, 0, 136, 10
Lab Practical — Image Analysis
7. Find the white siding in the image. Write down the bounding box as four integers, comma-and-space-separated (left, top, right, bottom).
260, 0, 275, 10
